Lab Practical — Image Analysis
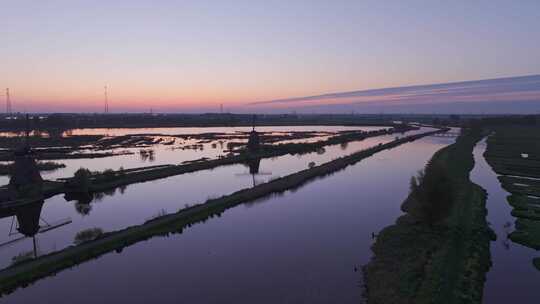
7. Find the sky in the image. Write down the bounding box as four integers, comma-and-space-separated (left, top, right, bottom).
1, 0, 540, 113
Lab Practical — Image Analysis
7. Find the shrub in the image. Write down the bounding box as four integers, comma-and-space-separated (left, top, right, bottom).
406, 160, 454, 225
71, 168, 92, 192
74, 228, 103, 245
102, 169, 116, 181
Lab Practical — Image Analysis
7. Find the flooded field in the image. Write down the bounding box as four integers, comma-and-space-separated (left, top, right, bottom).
0, 126, 387, 185
64, 125, 381, 136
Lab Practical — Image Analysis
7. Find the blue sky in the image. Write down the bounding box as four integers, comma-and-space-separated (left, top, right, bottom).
1, 1, 539, 113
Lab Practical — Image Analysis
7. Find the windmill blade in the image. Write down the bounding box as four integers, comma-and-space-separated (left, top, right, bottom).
0, 217, 72, 250
39, 218, 72, 233
0, 235, 28, 249
235, 172, 273, 177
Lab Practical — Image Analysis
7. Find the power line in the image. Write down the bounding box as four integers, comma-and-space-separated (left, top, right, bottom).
6, 88, 12, 115
104, 85, 109, 113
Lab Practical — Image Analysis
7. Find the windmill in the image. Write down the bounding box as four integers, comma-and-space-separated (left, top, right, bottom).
0, 200, 72, 259
235, 158, 272, 187
247, 114, 261, 152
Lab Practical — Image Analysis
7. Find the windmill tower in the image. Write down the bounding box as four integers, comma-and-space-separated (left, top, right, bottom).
247, 115, 260, 152
6, 88, 12, 116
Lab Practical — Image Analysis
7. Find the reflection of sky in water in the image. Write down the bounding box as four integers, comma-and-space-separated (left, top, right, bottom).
66, 125, 382, 136
2, 135, 450, 304
0, 126, 386, 185
0, 128, 429, 268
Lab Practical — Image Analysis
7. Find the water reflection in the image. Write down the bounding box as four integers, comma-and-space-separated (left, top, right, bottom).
471, 139, 540, 302
235, 158, 272, 187
1, 136, 449, 304
66, 125, 381, 136
138, 149, 156, 162
65, 189, 121, 216
0, 128, 435, 269
74, 228, 103, 245
0, 200, 72, 264
0, 126, 400, 187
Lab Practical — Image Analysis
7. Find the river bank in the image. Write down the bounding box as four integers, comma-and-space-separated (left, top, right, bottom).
363, 129, 494, 303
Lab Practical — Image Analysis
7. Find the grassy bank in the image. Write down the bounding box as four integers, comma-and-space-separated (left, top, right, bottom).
363, 129, 494, 304
0, 161, 66, 176
0, 129, 443, 296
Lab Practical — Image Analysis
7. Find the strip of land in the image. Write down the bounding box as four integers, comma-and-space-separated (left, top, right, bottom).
363, 128, 494, 304
0, 162, 66, 176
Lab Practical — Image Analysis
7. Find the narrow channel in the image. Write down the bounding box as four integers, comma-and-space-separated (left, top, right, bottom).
470, 139, 540, 302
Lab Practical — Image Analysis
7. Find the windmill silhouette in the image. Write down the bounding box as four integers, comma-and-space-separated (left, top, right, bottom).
0, 115, 71, 259
235, 158, 272, 187
0, 201, 72, 258
247, 115, 261, 152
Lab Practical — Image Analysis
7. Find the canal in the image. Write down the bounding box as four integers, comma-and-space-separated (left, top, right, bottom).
3, 135, 451, 303
471, 139, 540, 303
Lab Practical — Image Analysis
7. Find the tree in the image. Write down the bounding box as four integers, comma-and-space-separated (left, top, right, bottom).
71, 168, 92, 193
405, 161, 454, 225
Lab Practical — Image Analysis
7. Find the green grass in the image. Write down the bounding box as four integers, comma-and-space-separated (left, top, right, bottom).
509, 219, 540, 250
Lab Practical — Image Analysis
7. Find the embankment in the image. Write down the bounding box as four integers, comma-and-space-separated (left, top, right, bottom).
363, 130, 494, 304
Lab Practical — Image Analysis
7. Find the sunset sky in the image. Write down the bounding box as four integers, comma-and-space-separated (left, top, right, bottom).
2, 1, 540, 113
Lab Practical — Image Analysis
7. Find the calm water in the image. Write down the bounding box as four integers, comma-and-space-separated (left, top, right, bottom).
66, 125, 381, 136
0, 130, 416, 268
3, 135, 452, 303
471, 139, 540, 303
0, 126, 386, 186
